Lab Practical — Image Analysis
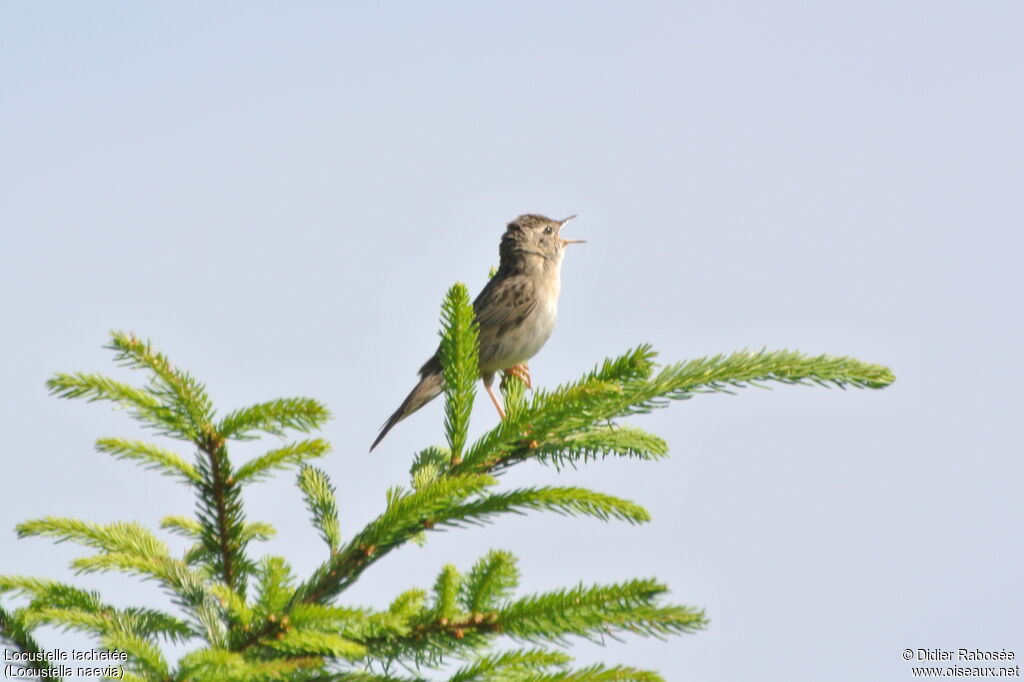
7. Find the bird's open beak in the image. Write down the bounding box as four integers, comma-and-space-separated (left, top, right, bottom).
558, 214, 585, 246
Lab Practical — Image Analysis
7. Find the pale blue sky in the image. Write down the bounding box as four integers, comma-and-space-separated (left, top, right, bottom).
2, 2, 1022, 680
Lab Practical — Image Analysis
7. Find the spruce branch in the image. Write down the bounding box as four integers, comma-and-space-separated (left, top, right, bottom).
354, 559, 704, 672
106, 330, 214, 439
298, 466, 342, 553
180, 529, 274, 574
210, 583, 255, 633
439, 283, 480, 463
448, 649, 572, 682
457, 346, 660, 472
459, 347, 893, 474
370, 475, 496, 545
0, 576, 97, 603
235, 439, 332, 484
46, 372, 178, 435
254, 556, 297, 617
291, 478, 648, 610
0, 603, 57, 679
47, 332, 260, 601
11, 520, 220, 633
410, 446, 450, 489
241, 523, 277, 543
519, 664, 663, 682
218, 398, 331, 441
1, 577, 192, 673
448, 487, 650, 526
16, 518, 171, 558
9, 309, 892, 681
102, 632, 172, 680
13, 520, 207, 618
669, 348, 895, 391
160, 516, 204, 538
267, 628, 368, 659
287, 604, 408, 642
497, 578, 706, 643
95, 437, 200, 483
459, 550, 519, 613
534, 425, 669, 468
175, 647, 323, 681
431, 565, 463, 623
22, 605, 192, 643
194, 435, 252, 595
450, 651, 662, 682
316, 673, 425, 682
388, 589, 428, 619
291, 475, 496, 604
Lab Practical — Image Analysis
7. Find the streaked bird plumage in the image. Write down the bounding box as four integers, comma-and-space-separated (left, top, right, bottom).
370, 214, 582, 451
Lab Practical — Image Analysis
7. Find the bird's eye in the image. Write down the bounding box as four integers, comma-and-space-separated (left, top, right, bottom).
544, 226, 553, 234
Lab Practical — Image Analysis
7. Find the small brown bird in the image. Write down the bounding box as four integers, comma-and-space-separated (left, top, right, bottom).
370, 214, 583, 451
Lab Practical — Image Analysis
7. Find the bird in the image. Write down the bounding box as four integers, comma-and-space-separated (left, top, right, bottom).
370, 214, 583, 451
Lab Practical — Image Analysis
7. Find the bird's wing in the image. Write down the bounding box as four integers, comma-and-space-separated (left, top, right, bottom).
413, 276, 536, 379
472, 274, 539, 339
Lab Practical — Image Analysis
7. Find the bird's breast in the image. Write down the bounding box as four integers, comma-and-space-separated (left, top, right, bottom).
479, 272, 561, 373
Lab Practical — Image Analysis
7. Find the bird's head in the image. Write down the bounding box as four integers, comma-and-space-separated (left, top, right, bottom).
499, 214, 583, 269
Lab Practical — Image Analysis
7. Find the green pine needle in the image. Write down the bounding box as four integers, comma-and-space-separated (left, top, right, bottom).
7, 312, 893, 681
102, 632, 172, 679
439, 283, 480, 461
0, 604, 57, 678
254, 556, 296, 616
218, 397, 331, 441
449, 487, 651, 526
16, 518, 170, 558
431, 565, 463, 622
235, 438, 331, 484
107, 330, 215, 439
461, 347, 893, 472
449, 648, 573, 682
95, 437, 200, 483
499, 578, 707, 643
459, 550, 520, 613
524, 663, 665, 682
46, 372, 181, 436
266, 628, 367, 659
298, 466, 342, 552
175, 647, 323, 681
161, 515, 204, 538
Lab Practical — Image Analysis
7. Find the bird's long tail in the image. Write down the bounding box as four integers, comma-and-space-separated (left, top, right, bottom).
370, 371, 445, 451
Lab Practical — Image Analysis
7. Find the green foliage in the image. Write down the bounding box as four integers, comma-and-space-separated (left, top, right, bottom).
235, 439, 332, 484
460, 551, 519, 613
219, 397, 331, 441
298, 466, 342, 552
0, 602, 58, 678
95, 437, 200, 483
456, 345, 893, 474
2, 292, 894, 681
450, 652, 663, 682
439, 283, 480, 462
448, 486, 650, 525
432, 565, 463, 623
254, 556, 297, 617
497, 579, 705, 642
449, 649, 572, 682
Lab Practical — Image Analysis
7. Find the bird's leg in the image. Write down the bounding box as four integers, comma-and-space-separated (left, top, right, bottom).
483, 373, 507, 419
505, 363, 532, 390
486, 384, 507, 420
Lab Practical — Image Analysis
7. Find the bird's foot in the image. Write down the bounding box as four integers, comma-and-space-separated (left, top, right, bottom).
505, 364, 532, 390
